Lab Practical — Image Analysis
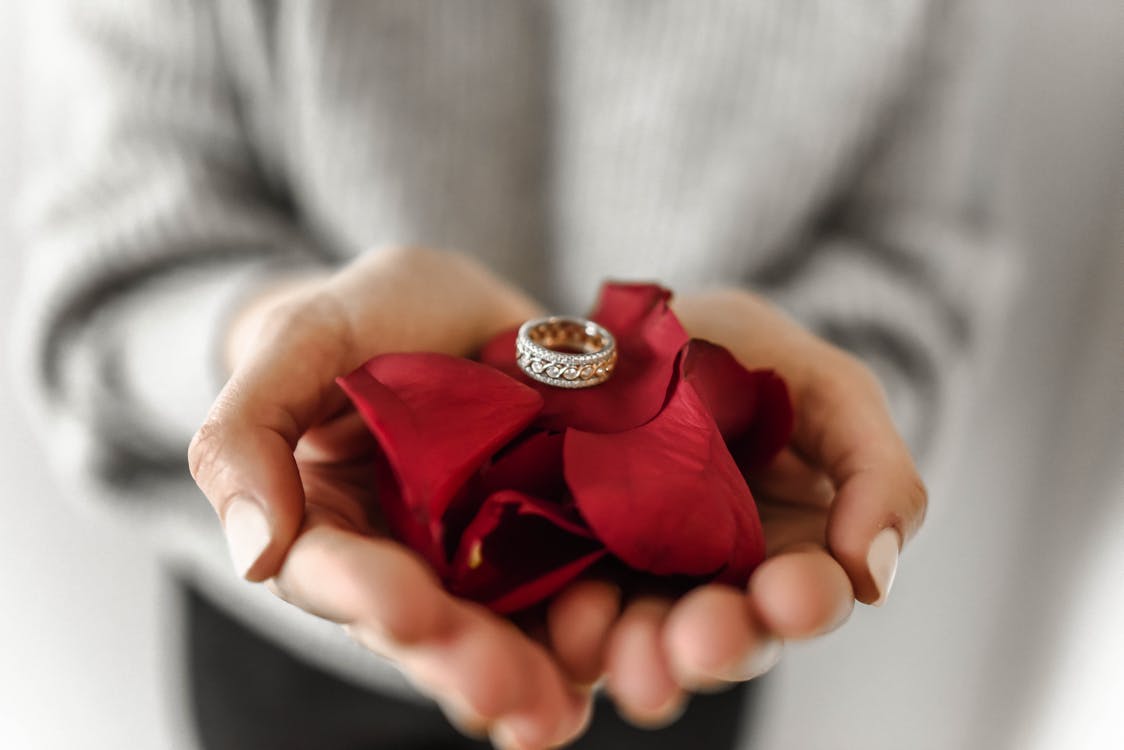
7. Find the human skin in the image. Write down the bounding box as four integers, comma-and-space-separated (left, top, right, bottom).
189, 247, 925, 750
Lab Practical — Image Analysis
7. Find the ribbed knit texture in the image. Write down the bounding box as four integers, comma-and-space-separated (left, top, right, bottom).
13, 0, 1007, 693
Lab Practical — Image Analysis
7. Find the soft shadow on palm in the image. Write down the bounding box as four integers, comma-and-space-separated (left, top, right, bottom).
759, 500, 831, 561
293, 406, 385, 536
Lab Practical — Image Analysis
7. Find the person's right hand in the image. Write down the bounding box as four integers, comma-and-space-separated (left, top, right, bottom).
188, 247, 592, 750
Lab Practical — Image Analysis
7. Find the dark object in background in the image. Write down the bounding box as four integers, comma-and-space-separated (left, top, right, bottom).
186, 582, 757, 750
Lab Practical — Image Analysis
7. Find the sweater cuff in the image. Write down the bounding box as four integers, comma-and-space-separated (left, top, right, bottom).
763, 239, 954, 458
108, 260, 319, 447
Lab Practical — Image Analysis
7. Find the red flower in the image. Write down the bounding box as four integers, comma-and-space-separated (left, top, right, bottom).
337, 283, 793, 614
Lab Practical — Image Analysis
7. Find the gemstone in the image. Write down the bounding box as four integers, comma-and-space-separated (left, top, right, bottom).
563, 367, 580, 380
531, 360, 546, 374
546, 365, 563, 378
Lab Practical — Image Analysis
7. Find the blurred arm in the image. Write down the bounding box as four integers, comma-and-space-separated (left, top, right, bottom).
14, 1, 329, 492
758, 2, 1011, 457
7, 2, 406, 691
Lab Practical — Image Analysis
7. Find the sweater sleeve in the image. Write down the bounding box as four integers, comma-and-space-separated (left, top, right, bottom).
9, 2, 420, 695
14, 0, 332, 498
758, 2, 1012, 458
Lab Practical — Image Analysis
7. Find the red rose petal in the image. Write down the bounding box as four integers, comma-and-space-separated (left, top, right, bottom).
680, 340, 795, 468
487, 551, 606, 614
367, 448, 446, 570
479, 431, 567, 501
450, 490, 604, 614
478, 328, 521, 379
478, 283, 689, 433
337, 354, 544, 557
565, 377, 765, 580
717, 472, 768, 585
587, 283, 674, 335
437, 430, 570, 561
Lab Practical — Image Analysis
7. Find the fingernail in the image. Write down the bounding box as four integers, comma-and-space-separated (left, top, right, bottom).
490, 723, 524, 750
867, 528, 901, 606
811, 475, 836, 505
644, 694, 689, 728
439, 697, 489, 739
223, 497, 271, 578
718, 637, 783, 681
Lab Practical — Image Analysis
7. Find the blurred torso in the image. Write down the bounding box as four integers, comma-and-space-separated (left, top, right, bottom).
224, 0, 930, 310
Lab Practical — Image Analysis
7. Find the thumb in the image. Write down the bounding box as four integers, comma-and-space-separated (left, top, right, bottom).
189, 291, 354, 580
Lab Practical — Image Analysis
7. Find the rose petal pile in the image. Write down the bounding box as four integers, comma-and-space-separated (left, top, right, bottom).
337, 283, 794, 614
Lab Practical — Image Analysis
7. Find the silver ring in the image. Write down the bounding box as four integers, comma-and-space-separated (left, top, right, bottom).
516, 316, 617, 389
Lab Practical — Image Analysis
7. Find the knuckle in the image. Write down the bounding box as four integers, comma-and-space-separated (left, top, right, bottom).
805, 348, 866, 400
903, 471, 929, 529
366, 245, 449, 279
401, 246, 481, 287
463, 637, 523, 718
463, 682, 511, 722
187, 420, 226, 484
354, 562, 448, 649
811, 342, 883, 399
836, 351, 883, 396
373, 595, 442, 649
391, 244, 442, 268
259, 291, 355, 369
343, 622, 393, 658
256, 296, 313, 343
264, 579, 293, 605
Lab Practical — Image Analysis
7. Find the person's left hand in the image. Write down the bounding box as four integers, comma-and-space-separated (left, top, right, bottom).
538, 287, 927, 726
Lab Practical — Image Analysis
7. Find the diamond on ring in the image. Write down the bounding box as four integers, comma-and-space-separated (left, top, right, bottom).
515, 316, 617, 389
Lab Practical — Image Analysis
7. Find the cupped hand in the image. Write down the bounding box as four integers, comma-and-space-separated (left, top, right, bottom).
189, 248, 591, 750
540, 287, 927, 726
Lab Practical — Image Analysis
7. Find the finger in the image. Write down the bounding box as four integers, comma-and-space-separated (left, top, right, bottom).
280, 523, 591, 747
546, 580, 621, 685
189, 291, 358, 581
492, 696, 594, 750
295, 408, 377, 464
663, 584, 781, 691
672, 292, 924, 604
394, 606, 589, 747
748, 448, 835, 508
271, 517, 450, 641
192, 248, 542, 582
394, 604, 590, 750
605, 598, 686, 728
749, 544, 854, 639
436, 698, 490, 741
487, 648, 594, 750
792, 352, 926, 604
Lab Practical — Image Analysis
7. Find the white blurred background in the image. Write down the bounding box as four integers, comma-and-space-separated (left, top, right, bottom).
1, 3, 1120, 749
0, 5, 184, 750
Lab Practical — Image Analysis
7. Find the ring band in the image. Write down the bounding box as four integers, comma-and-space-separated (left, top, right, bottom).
516, 316, 617, 389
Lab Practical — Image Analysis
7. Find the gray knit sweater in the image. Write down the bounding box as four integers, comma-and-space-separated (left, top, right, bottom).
14, 0, 1006, 692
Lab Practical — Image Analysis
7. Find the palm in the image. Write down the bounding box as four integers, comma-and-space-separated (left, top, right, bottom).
294, 407, 383, 536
